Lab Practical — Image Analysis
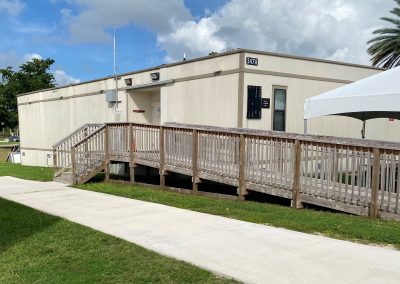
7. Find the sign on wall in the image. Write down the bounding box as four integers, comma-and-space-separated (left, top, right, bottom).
246, 57, 258, 66
247, 85, 262, 119
262, 98, 270, 109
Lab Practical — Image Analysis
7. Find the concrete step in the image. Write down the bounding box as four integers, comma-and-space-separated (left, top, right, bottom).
54, 159, 104, 185
54, 172, 73, 185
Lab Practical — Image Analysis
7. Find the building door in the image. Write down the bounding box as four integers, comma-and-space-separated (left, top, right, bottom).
152, 102, 161, 125
273, 88, 286, 131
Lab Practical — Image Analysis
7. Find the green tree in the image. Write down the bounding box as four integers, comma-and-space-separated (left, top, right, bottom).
0, 58, 55, 128
367, 0, 400, 68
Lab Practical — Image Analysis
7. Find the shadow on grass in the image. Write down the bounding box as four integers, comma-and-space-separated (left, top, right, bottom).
0, 198, 59, 253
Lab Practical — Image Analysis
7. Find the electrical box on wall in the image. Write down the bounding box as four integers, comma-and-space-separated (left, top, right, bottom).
105, 90, 117, 102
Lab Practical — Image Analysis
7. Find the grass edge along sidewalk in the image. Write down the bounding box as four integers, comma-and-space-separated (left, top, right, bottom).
0, 197, 237, 284
1, 162, 399, 250
78, 182, 400, 250
0, 162, 54, 181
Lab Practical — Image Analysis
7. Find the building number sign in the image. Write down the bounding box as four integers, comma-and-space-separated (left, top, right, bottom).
246, 57, 258, 66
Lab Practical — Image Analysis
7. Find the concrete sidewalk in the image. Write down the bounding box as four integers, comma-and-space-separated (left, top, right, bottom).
1, 176, 399, 284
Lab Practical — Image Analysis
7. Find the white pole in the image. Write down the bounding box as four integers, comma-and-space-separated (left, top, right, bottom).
114, 25, 118, 109
304, 119, 308, 135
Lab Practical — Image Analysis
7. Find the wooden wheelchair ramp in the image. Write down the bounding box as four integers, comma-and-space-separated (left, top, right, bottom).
53, 122, 400, 220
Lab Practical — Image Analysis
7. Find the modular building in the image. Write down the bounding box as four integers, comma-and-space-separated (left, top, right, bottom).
17, 48, 397, 167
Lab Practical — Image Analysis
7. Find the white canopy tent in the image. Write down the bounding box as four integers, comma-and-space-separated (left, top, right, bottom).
304, 66, 400, 138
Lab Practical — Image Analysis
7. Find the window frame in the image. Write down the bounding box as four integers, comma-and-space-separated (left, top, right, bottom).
272, 86, 287, 131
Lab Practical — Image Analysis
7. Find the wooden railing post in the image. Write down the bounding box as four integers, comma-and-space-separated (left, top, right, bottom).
53, 148, 57, 169
369, 148, 380, 218
104, 125, 110, 181
238, 134, 247, 201
129, 123, 136, 183
159, 126, 165, 187
291, 140, 303, 209
192, 130, 199, 194
71, 146, 77, 185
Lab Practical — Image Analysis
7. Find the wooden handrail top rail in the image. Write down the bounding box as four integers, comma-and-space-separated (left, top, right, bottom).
106, 122, 400, 152
164, 123, 400, 151
53, 123, 104, 148
73, 125, 107, 148
108, 122, 161, 129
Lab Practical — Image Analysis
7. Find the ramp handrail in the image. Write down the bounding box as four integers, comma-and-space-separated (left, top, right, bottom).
53, 123, 104, 176
71, 125, 107, 182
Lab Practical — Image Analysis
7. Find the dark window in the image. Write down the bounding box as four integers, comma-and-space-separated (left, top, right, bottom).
247, 86, 262, 119
273, 88, 286, 131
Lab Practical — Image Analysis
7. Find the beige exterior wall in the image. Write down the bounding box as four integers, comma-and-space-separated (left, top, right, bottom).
19, 149, 54, 167
128, 90, 160, 124
244, 52, 380, 82
17, 54, 240, 166
17, 50, 395, 167
161, 74, 239, 127
241, 73, 400, 140
18, 77, 129, 166
241, 52, 400, 141
162, 53, 239, 80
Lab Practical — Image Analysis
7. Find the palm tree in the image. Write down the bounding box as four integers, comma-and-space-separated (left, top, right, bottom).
367, 0, 400, 68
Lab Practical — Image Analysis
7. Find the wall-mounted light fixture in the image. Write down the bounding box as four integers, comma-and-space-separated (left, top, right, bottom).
150, 72, 160, 81
124, 78, 132, 86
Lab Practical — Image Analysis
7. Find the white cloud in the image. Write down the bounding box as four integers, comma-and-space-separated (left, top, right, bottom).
0, 0, 25, 15
156, 0, 394, 65
53, 70, 80, 86
61, 0, 191, 43
57, 0, 395, 65
24, 53, 43, 62
158, 18, 227, 62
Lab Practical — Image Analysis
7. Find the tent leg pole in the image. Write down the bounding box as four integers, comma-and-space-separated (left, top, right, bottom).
304, 119, 308, 135
361, 119, 366, 139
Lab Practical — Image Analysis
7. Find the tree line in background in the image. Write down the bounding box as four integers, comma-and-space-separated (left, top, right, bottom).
0, 59, 55, 129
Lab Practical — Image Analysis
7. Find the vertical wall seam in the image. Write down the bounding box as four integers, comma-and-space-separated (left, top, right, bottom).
238, 52, 245, 128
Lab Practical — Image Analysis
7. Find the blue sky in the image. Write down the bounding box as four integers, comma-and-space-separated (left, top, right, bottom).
0, 0, 394, 85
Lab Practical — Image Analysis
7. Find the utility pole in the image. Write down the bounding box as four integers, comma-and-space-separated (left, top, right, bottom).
113, 25, 119, 109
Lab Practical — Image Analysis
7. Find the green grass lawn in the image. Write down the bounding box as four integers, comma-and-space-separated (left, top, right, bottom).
0, 162, 54, 181
78, 182, 400, 249
0, 141, 19, 145
0, 145, 19, 162
0, 197, 235, 283
0, 148, 10, 161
